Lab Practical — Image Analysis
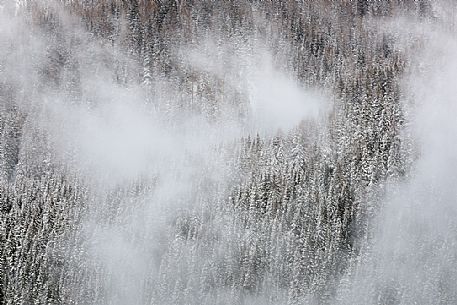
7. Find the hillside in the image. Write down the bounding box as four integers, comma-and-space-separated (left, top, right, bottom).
1, 1, 456, 304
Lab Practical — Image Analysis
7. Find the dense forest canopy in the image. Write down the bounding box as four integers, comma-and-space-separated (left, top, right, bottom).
1, 0, 457, 304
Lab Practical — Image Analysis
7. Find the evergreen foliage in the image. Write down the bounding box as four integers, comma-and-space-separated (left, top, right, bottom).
0, 1, 430, 304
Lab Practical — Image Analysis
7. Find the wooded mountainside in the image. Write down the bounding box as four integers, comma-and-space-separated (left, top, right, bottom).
1, 1, 450, 304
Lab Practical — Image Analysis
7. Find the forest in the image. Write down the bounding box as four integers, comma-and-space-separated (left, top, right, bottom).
1, 0, 456, 304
